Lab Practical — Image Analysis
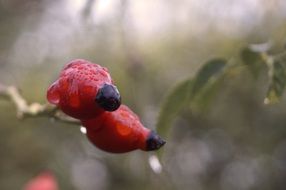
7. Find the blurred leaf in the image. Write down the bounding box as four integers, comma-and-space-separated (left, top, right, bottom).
191, 58, 227, 96
191, 77, 223, 112
240, 48, 265, 78
156, 79, 194, 138
191, 58, 227, 111
156, 59, 227, 140
157, 59, 227, 138
265, 59, 286, 104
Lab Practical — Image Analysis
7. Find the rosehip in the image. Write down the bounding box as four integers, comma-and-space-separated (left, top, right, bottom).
47, 59, 121, 119
81, 105, 166, 153
23, 171, 58, 190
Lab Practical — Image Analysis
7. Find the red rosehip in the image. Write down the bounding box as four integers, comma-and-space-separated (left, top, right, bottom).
23, 172, 58, 190
81, 105, 165, 153
47, 59, 121, 119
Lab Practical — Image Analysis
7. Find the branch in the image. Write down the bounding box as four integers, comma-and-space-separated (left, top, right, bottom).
0, 83, 164, 174
0, 83, 80, 125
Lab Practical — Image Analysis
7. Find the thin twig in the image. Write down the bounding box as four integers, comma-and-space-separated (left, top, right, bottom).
0, 83, 80, 125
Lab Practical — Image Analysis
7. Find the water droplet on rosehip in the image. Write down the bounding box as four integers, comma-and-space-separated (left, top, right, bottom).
80, 126, 87, 134
47, 82, 60, 105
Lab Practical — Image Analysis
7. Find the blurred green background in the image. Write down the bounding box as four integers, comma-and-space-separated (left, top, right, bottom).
1, 0, 286, 189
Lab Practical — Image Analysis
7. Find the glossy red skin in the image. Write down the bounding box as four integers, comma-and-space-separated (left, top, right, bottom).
81, 105, 151, 153
47, 59, 113, 119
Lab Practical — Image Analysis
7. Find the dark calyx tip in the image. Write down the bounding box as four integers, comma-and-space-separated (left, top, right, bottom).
146, 131, 166, 151
96, 83, 121, 111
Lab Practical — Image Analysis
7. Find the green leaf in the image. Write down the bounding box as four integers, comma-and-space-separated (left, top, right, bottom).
191, 58, 227, 112
265, 59, 286, 104
191, 58, 227, 96
156, 59, 227, 138
240, 48, 264, 78
156, 59, 227, 158
156, 79, 194, 138
191, 77, 223, 112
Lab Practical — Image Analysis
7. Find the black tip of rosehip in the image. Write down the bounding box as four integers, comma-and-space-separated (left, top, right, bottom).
96, 83, 121, 112
146, 131, 166, 151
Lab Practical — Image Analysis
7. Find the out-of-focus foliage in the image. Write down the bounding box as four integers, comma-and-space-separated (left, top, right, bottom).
157, 79, 193, 139
2, 0, 286, 190
240, 47, 265, 78
157, 46, 286, 141
157, 58, 227, 139
265, 53, 286, 104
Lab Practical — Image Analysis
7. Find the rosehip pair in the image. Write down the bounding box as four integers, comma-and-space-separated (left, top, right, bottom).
47, 59, 165, 153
